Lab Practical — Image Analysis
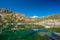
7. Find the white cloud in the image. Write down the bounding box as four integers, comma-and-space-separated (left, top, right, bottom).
31, 16, 38, 18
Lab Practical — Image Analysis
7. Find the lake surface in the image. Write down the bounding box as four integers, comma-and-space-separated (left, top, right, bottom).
26, 29, 60, 40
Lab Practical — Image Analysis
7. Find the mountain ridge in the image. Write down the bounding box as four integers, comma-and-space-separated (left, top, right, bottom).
0, 8, 60, 28
0, 8, 60, 23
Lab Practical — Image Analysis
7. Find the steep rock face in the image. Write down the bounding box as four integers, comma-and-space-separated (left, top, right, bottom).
0, 8, 35, 23
0, 8, 27, 23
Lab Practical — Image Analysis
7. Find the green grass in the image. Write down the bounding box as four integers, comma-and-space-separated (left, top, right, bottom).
47, 28, 60, 32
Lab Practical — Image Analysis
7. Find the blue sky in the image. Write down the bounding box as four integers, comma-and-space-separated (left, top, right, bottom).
0, 0, 60, 17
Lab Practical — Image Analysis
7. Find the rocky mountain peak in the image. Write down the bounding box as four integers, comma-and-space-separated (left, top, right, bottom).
0, 8, 12, 14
